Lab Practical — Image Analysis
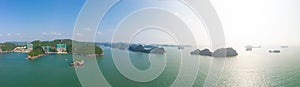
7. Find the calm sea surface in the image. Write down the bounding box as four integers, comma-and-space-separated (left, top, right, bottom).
0, 46, 300, 87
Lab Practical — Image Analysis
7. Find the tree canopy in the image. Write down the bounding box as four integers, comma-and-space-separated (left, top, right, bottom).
28, 46, 45, 57
0, 42, 18, 51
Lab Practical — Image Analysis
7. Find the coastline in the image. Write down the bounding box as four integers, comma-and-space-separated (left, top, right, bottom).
26, 52, 104, 59
27, 54, 45, 60
71, 53, 104, 57
0, 51, 13, 54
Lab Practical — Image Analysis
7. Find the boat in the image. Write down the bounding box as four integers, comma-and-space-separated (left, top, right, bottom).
252, 45, 261, 48
70, 59, 84, 67
280, 45, 288, 48
178, 46, 184, 49
119, 47, 126, 50
245, 45, 261, 51
246, 48, 252, 51
269, 50, 280, 53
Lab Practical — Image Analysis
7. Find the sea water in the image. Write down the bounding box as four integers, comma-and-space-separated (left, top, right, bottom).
0, 46, 300, 87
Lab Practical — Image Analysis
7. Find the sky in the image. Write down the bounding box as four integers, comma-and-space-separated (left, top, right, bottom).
210, 0, 300, 46
0, 0, 85, 42
0, 0, 299, 46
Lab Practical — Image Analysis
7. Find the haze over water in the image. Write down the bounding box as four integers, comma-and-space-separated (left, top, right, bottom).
1, 46, 300, 87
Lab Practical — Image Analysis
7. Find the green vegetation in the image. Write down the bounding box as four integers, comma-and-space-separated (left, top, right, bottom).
28, 39, 103, 56
28, 46, 45, 57
31, 39, 73, 52
49, 47, 57, 52
95, 45, 103, 55
72, 42, 103, 56
0, 42, 18, 51
0, 39, 103, 57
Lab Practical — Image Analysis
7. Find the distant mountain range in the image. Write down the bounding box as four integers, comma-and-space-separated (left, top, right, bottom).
7, 41, 28, 45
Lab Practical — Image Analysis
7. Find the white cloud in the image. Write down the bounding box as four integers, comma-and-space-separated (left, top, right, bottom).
49, 32, 62, 36
50, 32, 57, 35
97, 31, 102, 35
83, 27, 92, 31
42, 32, 47, 35
75, 33, 81, 36
7, 33, 11, 36
55, 32, 61, 36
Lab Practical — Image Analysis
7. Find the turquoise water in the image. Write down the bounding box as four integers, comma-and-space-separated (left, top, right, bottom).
0, 53, 81, 87
0, 46, 300, 87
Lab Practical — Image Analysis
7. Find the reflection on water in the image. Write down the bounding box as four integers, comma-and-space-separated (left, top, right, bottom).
0, 46, 300, 86
218, 46, 300, 87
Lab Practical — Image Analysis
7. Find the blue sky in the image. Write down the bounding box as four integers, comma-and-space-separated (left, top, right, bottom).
0, 0, 206, 45
0, 0, 85, 42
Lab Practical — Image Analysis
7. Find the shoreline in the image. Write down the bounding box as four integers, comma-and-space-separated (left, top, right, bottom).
27, 54, 45, 60
0, 51, 14, 54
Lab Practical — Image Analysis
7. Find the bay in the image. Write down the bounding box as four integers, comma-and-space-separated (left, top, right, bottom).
0, 46, 300, 87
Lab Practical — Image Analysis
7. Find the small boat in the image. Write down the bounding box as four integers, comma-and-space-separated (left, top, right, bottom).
280, 45, 288, 48
269, 50, 280, 53
178, 46, 184, 49
119, 47, 126, 50
246, 48, 252, 51
70, 59, 84, 67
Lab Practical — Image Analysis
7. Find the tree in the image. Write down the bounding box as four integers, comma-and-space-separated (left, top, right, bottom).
0, 42, 17, 51
28, 46, 45, 57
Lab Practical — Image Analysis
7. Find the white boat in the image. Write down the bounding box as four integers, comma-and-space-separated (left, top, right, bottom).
269, 50, 280, 53
70, 60, 84, 67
